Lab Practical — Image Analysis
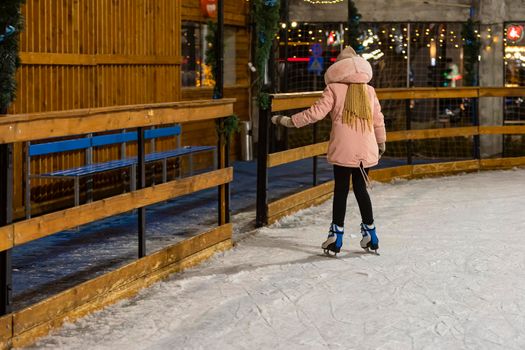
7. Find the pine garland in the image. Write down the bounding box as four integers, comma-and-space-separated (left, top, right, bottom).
347, 0, 363, 52
461, 18, 481, 86
205, 21, 239, 139
252, 0, 280, 109
0, 0, 25, 111
216, 114, 240, 140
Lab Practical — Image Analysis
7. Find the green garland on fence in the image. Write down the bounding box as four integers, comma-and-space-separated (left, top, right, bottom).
461, 18, 481, 86
205, 21, 239, 140
347, 0, 364, 52
0, 0, 25, 111
216, 114, 240, 140
252, 0, 280, 109
258, 91, 271, 110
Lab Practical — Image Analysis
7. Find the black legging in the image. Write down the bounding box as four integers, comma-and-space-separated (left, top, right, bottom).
332, 165, 373, 227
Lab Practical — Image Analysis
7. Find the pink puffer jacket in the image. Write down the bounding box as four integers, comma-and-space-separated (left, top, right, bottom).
291, 56, 386, 168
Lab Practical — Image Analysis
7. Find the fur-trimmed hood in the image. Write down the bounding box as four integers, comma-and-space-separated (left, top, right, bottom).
324, 56, 373, 85
291, 54, 385, 168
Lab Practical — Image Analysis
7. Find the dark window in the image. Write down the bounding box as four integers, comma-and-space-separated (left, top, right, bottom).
181, 22, 236, 88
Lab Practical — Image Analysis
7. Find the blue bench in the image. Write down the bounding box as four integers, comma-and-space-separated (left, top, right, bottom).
26, 125, 216, 218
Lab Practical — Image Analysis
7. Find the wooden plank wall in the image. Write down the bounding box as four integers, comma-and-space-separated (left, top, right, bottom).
12, 0, 182, 113
7, 1, 185, 217
7, 0, 250, 217
181, 0, 251, 166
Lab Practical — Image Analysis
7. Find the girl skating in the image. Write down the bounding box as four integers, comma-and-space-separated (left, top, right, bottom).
272, 46, 386, 255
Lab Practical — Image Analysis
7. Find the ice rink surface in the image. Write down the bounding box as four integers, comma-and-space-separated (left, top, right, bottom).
27, 169, 525, 350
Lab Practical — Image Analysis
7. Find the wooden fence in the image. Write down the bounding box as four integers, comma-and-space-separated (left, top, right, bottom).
0, 98, 235, 349
7, 0, 185, 217
256, 87, 525, 226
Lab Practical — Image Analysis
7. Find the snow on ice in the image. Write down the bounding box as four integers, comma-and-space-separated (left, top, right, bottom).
27, 169, 525, 350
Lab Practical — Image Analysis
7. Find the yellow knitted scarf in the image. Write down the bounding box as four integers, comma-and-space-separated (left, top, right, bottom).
342, 83, 372, 132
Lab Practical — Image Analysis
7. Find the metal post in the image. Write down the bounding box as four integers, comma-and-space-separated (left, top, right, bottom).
137, 127, 146, 258
282, 0, 289, 93
215, 0, 228, 226
256, 96, 272, 227
313, 123, 318, 186
225, 134, 231, 224
216, 0, 224, 99
346, 0, 352, 46
74, 177, 80, 206
217, 124, 223, 225
473, 98, 481, 159
86, 133, 93, 203
406, 23, 413, 166
217, 119, 230, 226
25, 142, 31, 219
217, 122, 231, 226
406, 99, 413, 165
0, 140, 13, 316
162, 158, 167, 183
150, 132, 156, 185
406, 23, 411, 88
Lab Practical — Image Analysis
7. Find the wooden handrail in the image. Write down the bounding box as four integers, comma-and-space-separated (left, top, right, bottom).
0, 168, 233, 252
268, 141, 329, 168
270, 87, 525, 112
266, 157, 525, 224
479, 125, 525, 135
377, 87, 479, 100
387, 126, 479, 142
0, 99, 236, 144
478, 87, 525, 97
266, 125, 525, 168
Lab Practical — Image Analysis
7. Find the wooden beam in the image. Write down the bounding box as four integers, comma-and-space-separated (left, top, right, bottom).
270, 87, 484, 112
271, 92, 322, 112
11, 224, 232, 347
267, 142, 329, 168
479, 125, 525, 135
266, 127, 479, 171
0, 314, 12, 349
268, 192, 333, 225
412, 160, 480, 176
480, 156, 525, 169
1, 168, 233, 250
265, 157, 521, 223
269, 88, 525, 113
387, 127, 479, 142
370, 165, 413, 182
479, 87, 525, 97
20, 52, 183, 66
0, 226, 12, 252
376, 87, 479, 100
267, 181, 334, 219
0, 99, 235, 144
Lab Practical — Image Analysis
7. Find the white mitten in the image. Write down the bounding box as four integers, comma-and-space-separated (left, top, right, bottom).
271, 115, 295, 128
378, 143, 386, 158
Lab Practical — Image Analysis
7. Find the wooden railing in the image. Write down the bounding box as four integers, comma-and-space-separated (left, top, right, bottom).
256, 87, 525, 226
0, 99, 235, 348
270, 87, 525, 111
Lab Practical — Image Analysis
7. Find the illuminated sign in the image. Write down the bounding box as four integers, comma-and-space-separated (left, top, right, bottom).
507, 25, 524, 42
200, 0, 217, 18
326, 31, 342, 46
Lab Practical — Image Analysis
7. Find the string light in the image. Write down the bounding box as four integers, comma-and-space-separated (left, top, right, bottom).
302, 0, 343, 3
278, 23, 468, 68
